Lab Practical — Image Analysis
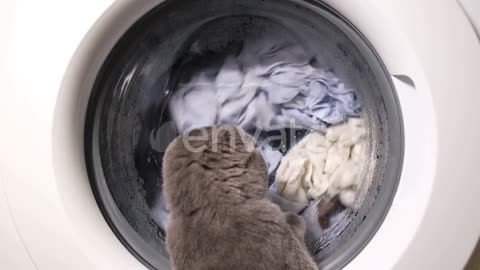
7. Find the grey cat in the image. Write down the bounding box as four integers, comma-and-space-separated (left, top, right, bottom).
162, 125, 318, 270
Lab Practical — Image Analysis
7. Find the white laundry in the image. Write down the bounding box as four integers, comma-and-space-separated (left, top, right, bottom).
150, 193, 170, 230
168, 37, 360, 134
259, 142, 283, 175
302, 200, 325, 247
167, 33, 361, 179
169, 74, 217, 133
275, 118, 366, 209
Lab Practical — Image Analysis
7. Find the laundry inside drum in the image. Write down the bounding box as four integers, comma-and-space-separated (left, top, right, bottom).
85, 0, 403, 269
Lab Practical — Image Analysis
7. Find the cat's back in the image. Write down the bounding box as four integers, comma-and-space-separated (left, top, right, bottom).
167, 200, 313, 270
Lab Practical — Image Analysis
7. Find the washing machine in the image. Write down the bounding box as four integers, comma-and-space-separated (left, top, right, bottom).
1, 0, 480, 269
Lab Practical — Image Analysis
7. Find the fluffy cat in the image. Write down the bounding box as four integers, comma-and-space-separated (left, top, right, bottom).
162, 125, 318, 270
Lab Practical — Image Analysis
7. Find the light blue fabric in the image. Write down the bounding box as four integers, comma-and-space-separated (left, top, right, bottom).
169, 38, 360, 134
168, 36, 361, 181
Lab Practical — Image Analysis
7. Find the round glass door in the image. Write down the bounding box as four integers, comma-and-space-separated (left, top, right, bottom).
85, 0, 403, 269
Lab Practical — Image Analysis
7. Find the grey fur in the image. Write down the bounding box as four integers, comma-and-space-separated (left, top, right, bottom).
162, 125, 318, 270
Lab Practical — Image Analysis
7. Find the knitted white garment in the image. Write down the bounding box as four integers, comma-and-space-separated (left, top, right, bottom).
275, 118, 366, 209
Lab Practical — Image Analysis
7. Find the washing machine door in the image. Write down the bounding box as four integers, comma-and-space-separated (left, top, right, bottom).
84, 1, 404, 269
1, 0, 479, 270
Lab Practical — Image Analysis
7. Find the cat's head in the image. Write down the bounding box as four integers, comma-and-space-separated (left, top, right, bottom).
162, 125, 268, 214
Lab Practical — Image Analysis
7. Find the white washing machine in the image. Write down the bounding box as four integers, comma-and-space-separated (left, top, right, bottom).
1, 0, 480, 269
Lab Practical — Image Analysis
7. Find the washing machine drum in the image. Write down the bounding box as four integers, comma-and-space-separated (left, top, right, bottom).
85, 0, 403, 269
